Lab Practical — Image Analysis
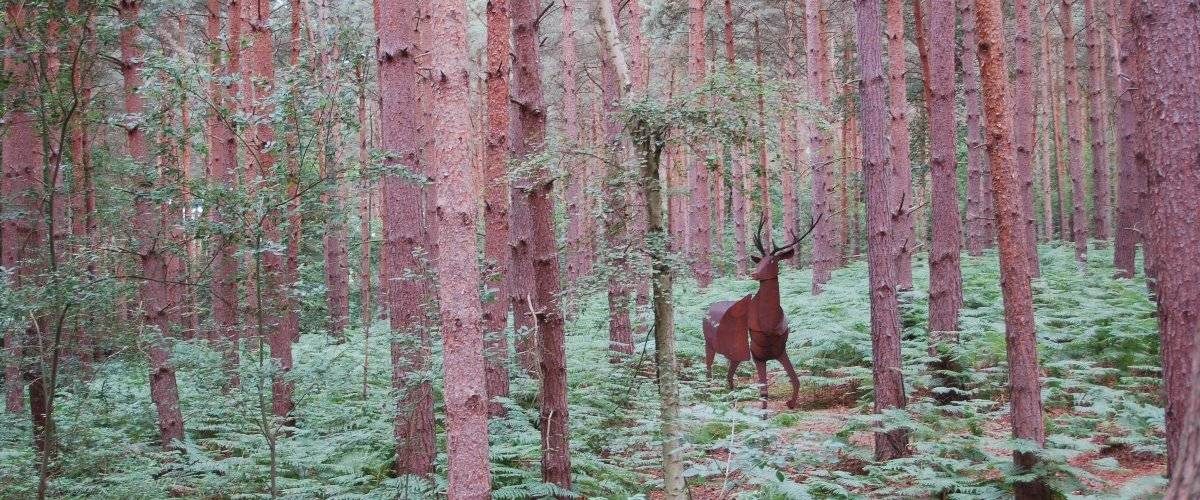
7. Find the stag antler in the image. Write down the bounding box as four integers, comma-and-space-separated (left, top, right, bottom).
752, 214, 768, 257
770, 213, 824, 255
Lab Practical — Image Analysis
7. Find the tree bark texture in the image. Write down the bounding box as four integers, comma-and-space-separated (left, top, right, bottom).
855, 0, 910, 462
928, 0, 964, 336
373, 0, 436, 476
119, 0, 186, 449
1059, 0, 1090, 265
1013, 0, 1041, 276
427, 0, 493, 494
513, 0, 573, 490
806, 0, 836, 294
1133, 0, 1200, 479
974, 0, 1051, 497
1083, 0, 1112, 243
483, 0, 513, 417
687, 0, 713, 287
885, 0, 915, 288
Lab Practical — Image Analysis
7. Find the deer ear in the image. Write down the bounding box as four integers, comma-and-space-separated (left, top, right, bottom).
750, 255, 761, 264
776, 248, 795, 260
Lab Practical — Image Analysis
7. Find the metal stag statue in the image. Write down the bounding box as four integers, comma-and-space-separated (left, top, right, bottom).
703, 215, 822, 409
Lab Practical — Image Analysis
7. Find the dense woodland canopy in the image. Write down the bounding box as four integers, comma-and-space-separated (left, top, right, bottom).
0, 0, 1198, 498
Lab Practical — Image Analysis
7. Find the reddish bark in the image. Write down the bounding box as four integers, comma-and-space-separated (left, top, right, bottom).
974, 0, 1051, 496
562, 0, 590, 283
1133, 0, 1200, 478
67, 0, 96, 371
686, 0, 713, 287
781, 4, 800, 268
885, 0, 915, 288
961, 0, 987, 257
483, 0, 512, 416
1051, 61, 1071, 242
119, 0, 186, 449
855, 0, 909, 461
1059, 0, 1090, 265
754, 22, 772, 251
314, 2, 351, 343
1013, 0, 1041, 276
1037, 9, 1057, 243
599, 0, 633, 357
928, 0, 963, 335
427, 0, 493, 493
512, 0, 572, 489
1083, 0, 1112, 243
806, 0, 835, 294
1110, 0, 1139, 278
3, 0, 41, 414
910, 0, 934, 108
374, 0, 435, 476
209, 0, 241, 389
282, 0, 305, 345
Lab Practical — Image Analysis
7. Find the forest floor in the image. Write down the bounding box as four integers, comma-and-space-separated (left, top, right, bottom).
0, 244, 1170, 499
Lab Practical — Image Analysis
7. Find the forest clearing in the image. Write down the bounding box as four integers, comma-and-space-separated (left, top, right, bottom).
1, 0, 1198, 498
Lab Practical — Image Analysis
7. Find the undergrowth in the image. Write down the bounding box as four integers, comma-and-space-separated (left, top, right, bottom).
0, 244, 1166, 498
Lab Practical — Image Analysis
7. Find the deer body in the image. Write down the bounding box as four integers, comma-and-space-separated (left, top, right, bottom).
704, 217, 820, 410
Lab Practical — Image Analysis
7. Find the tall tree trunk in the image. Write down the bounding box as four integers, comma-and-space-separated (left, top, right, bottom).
315, 1, 352, 343
599, 0, 634, 358
482, 0, 513, 417
67, 0, 96, 372
1134, 0, 1200, 478
281, 0, 305, 346
209, 0, 242, 390
1038, 1, 1058, 243
2, 1, 40, 414
1110, 0, 1139, 278
1051, 61, 1072, 243
686, 0, 713, 286
974, 0, 1051, 497
754, 22, 772, 250
119, 0, 186, 449
513, 0, 573, 490
562, 0, 590, 283
962, 0, 987, 257
426, 0, 493, 494
1059, 0, 1090, 266
373, 0, 436, 476
1083, 0, 1112, 243
928, 0, 963, 336
1013, 0, 1041, 276
855, 0, 910, 462
806, 0, 835, 294
241, 0, 294, 420
885, 0, 915, 288
781, 3, 801, 268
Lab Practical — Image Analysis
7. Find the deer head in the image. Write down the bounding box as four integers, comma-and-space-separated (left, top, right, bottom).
749, 215, 822, 281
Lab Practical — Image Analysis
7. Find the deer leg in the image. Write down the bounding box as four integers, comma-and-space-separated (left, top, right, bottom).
754, 359, 769, 410
705, 345, 715, 382
726, 360, 741, 390
778, 354, 802, 409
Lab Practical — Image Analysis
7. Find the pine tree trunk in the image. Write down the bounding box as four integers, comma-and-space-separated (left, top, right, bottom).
374, 0, 436, 476
208, 0, 242, 390
598, 9, 634, 357
1133, 0, 1200, 479
513, 0, 573, 490
855, 0, 910, 461
119, 0, 186, 449
687, 0, 713, 286
1013, 0, 1041, 276
562, 1, 591, 283
807, 0, 836, 294
1059, 0, 1090, 266
2, 2, 37, 414
281, 0, 306, 346
1038, 2, 1057, 243
1083, 0, 1112, 243
1051, 63, 1072, 243
974, 0, 1051, 496
961, 0, 987, 257
1110, 0, 1139, 278
781, 4, 801, 268
885, 0, 915, 287
482, 0, 513, 417
426, 0, 493, 494
754, 22, 773, 250
928, 0, 964, 336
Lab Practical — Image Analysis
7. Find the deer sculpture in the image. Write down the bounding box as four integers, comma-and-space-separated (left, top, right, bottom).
703, 216, 821, 409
